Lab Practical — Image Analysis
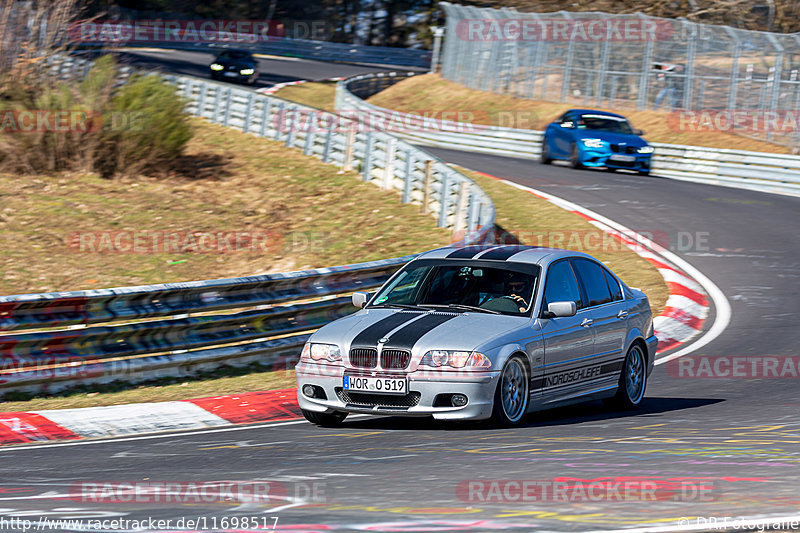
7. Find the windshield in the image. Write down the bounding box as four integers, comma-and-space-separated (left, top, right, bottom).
578, 114, 634, 134
218, 51, 253, 61
369, 260, 540, 317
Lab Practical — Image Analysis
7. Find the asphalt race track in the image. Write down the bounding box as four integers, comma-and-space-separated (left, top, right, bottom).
98, 49, 424, 90
2, 52, 799, 533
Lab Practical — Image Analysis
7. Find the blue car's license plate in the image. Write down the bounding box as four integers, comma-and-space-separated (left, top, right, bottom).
609, 154, 635, 162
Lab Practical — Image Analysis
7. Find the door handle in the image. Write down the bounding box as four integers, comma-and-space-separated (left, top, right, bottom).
617, 310, 629, 319
580, 318, 593, 327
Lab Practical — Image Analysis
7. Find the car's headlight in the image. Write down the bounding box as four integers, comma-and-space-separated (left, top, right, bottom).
301, 343, 342, 363
210, 63, 224, 71
420, 350, 491, 369
637, 145, 654, 154
240, 68, 255, 75
581, 138, 605, 148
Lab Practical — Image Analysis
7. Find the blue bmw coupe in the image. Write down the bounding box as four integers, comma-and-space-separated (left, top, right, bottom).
541, 109, 654, 175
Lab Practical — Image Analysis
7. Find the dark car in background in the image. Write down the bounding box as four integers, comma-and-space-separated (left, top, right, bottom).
209, 50, 259, 85
541, 109, 654, 175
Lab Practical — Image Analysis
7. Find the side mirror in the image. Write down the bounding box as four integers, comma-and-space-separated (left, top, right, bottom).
545, 301, 577, 318
560, 121, 574, 129
634, 128, 645, 136
352, 291, 371, 309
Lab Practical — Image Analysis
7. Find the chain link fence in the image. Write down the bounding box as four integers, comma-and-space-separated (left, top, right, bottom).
440, 1, 800, 148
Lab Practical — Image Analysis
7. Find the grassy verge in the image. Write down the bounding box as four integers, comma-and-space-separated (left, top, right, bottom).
367, 74, 790, 154
273, 81, 338, 112
0, 116, 451, 296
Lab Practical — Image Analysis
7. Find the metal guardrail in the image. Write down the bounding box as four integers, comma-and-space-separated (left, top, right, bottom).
336, 71, 800, 197
0, 60, 495, 396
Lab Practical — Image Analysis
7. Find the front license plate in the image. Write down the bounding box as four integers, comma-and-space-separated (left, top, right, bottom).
344, 375, 407, 395
609, 154, 635, 162
223, 71, 238, 77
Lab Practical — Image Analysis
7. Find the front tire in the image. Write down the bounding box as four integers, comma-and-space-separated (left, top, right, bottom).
606, 344, 647, 410
302, 409, 347, 427
492, 356, 529, 426
569, 143, 583, 169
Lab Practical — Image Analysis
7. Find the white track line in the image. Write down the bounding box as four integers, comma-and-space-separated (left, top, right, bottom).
499, 179, 731, 365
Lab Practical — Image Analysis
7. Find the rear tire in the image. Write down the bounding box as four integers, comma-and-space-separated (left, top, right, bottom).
638, 169, 651, 176
605, 343, 647, 410
569, 144, 583, 169
491, 356, 529, 426
302, 409, 347, 427
540, 140, 552, 164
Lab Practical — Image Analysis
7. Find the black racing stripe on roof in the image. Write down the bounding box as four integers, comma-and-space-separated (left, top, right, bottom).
350, 312, 421, 347
381, 313, 459, 351
446, 245, 498, 259
479, 246, 534, 261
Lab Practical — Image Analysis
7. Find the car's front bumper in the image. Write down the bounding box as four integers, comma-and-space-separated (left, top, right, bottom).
580, 149, 652, 171
211, 71, 256, 82
296, 362, 501, 420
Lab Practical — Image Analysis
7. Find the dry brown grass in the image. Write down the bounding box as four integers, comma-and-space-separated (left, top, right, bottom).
0, 117, 452, 296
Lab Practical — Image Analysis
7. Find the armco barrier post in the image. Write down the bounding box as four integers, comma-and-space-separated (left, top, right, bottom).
402, 149, 414, 203
304, 112, 316, 156
274, 102, 285, 141
223, 88, 232, 127
454, 181, 469, 233
286, 106, 298, 147
438, 171, 450, 227
343, 126, 356, 171
383, 138, 397, 190
362, 132, 374, 181
322, 121, 335, 163
198, 82, 208, 118
260, 99, 270, 137
243, 93, 254, 134
213, 85, 222, 124
422, 160, 433, 214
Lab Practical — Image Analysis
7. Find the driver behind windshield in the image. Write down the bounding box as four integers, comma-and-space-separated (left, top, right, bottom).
503, 271, 532, 313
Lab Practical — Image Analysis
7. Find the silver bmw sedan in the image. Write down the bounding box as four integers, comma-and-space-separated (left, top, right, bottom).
296, 245, 657, 427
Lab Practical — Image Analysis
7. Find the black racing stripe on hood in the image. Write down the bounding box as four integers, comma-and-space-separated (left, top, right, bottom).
479, 245, 534, 260
381, 313, 459, 351
446, 245, 498, 259
350, 312, 421, 347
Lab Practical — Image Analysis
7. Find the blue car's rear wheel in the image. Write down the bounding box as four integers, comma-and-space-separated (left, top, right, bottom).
569, 143, 583, 169
540, 140, 552, 164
